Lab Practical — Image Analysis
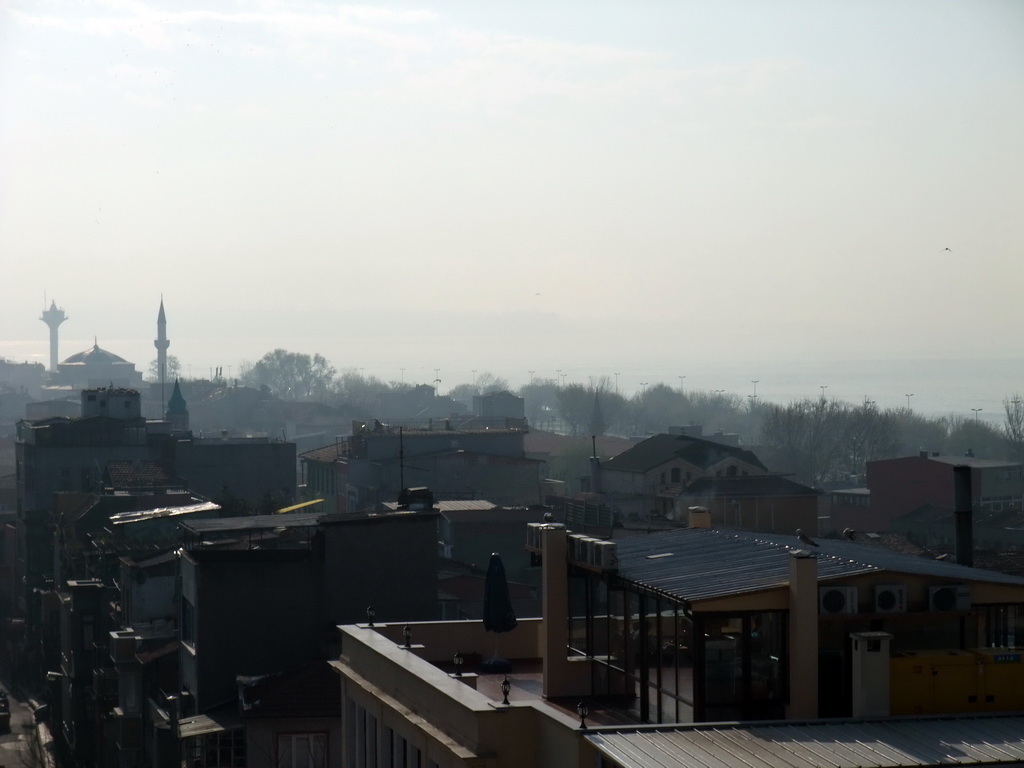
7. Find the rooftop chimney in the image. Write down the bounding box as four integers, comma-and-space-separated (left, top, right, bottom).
689, 506, 711, 529
954, 465, 973, 567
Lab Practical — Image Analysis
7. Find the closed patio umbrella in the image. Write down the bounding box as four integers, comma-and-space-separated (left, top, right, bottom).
482, 552, 517, 672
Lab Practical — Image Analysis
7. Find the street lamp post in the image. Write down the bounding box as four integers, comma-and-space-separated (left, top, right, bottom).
819, 385, 828, 400
614, 372, 620, 394
972, 408, 983, 423
906, 393, 914, 410
751, 380, 759, 398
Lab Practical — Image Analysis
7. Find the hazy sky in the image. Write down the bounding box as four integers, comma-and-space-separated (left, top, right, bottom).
2, 1, 1022, 399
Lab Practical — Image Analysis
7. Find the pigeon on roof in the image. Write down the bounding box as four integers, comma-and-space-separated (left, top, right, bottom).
796, 528, 819, 547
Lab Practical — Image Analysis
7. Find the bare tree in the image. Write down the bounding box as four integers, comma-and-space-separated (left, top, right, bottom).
760, 398, 849, 487
475, 371, 510, 393
519, 378, 559, 429
557, 383, 592, 436
147, 354, 182, 382
838, 402, 901, 478
1005, 394, 1024, 464
239, 349, 337, 400
944, 414, 1005, 458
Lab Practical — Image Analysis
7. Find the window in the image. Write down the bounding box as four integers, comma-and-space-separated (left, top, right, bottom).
979, 604, 1024, 647
671, 468, 680, 483
349, 701, 382, 768
185, 730, 246, 767
278, 733, 327, 768
381, 724, 420, 768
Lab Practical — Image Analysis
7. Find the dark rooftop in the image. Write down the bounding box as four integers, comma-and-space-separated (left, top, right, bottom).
605, 433, 767, 474
180, 512, 325, 534
613, 528, 1024, 604
682, 474, 822, 498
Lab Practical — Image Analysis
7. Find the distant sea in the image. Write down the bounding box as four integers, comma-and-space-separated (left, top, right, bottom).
602, 358, 1024, 423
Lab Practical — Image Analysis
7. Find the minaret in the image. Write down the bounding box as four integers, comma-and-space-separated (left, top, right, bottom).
155, 298, 170, 414
40, 300, 68, 373
166, 379, 190, 433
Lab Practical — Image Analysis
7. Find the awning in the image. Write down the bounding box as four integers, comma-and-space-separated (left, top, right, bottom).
177, 711, 243, 740
275, 499, 324, 514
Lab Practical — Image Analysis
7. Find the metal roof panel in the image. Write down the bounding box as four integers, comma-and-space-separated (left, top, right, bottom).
587, 715, 1024, 768
612, 529, 1024, 604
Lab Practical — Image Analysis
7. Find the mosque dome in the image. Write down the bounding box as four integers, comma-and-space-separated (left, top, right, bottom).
62, 342, 130, 365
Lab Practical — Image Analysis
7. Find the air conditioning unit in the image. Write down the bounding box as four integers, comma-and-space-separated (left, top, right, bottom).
587, 539, 601, 567
929, 584, 971, 612
525, 524, 541, 551
595, 541, 619, 570
569, 535, 589, 563
874, 584, 906, 613
819, 586, 858, 615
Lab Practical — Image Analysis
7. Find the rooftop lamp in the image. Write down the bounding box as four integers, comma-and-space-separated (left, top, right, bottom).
453, 650, 464, 677
501, 676, 511, 705
577, 700, 588, 730
403, 624, 412, 649
366, 606, 375, 627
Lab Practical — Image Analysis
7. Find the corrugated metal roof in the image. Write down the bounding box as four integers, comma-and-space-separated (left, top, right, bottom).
380, 500, 498, 512
587, 715, 1024, 768
180, 512, 324, 533
613, 528, 1024, 603
109, 501, 220, 525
